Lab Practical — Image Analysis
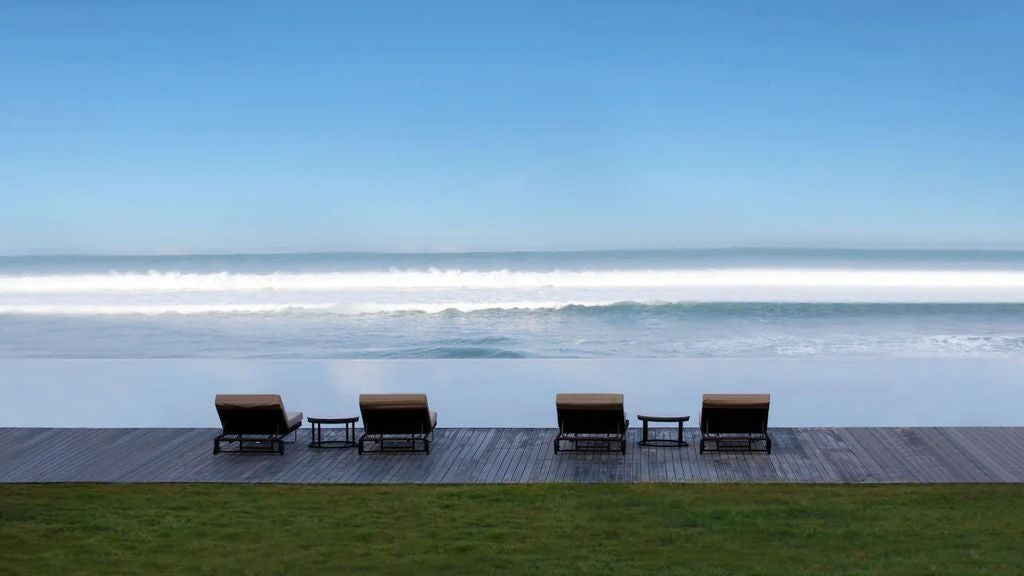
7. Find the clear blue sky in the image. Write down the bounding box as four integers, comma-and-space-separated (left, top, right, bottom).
1, 1, 1022, 254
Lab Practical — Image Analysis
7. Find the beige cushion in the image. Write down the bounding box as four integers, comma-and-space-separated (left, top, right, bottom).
360, 393, 429, 411
702, 394, 770, 409
215, 394, 284, 410
286, 411, 304, 429
556, 393, 624, 410
428, 411, 438, 430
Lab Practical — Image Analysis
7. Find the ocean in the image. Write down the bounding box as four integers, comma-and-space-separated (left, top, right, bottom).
2, 248, 1023, 359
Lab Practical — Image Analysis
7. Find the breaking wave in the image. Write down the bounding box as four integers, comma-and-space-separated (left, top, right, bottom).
3, 267, 1024, 292
2, 267, 1024, 315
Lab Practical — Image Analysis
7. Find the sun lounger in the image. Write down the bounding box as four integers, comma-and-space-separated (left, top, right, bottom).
358, 393, 437, 454
213, 394, 303, 455
699, 394, 771, 454
554, 393, 629, 454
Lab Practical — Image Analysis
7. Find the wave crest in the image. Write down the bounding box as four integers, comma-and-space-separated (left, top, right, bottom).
3, 267, 1024, 292
2, 267, 1024, 315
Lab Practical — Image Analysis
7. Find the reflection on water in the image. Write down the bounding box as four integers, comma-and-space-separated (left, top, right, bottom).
1, 358, 1021, 428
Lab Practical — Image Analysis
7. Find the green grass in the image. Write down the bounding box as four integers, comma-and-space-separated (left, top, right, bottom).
1, 484, 1022, 575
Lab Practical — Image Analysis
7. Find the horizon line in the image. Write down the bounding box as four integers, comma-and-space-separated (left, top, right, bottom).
3, 245, 1024, 259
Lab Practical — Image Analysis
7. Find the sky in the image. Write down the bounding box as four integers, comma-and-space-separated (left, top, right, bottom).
1, 1, 1022, 254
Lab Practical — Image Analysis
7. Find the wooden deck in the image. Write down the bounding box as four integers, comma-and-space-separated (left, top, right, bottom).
2, 427, 1023, 484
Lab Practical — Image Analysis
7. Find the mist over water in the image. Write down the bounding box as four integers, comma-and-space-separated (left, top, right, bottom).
2, 249, 1023, 358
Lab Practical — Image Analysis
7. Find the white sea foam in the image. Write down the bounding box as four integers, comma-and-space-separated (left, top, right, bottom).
2, 267, 1024, 291
2, 267, 1024, 314
0, 301, 602, 316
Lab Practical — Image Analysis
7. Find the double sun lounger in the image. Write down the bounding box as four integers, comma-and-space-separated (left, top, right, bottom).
214, 392, 771, 456
553, 392, 773, 455
212, 393, 438, 455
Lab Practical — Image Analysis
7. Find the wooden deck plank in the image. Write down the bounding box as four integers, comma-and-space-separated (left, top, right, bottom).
1, 429, 74, 481
778, 432, 812, 483
504, 429, 532, 483
421, 429, 464, 483
938, 428, 1017, 483
101, 429, 190, 482
979, 427, 1024, 476
518, 429, 546, 483
443, 427, 490, 483
841, 427, 905, 483
837, 428, 902, 483
19, 428, 112, 482
820, 427, 865, 483
496, 429, 527, 484
476, 428, 513, 483
411, 428, 459, 483
963, 428, 1024, 477
877, 428, 946, 483
791, 428, 838, 483
511, 429, 542, 483
4, 427, 1024, 484
911, 427, 993, 483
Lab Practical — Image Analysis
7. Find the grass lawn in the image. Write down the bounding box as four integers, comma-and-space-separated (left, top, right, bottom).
1, 483, 1022, 575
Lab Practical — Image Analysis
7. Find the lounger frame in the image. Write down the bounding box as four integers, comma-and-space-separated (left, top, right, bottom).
554, 430, 629, 454
699, 432, 771, 454
554, 405, 629, 454
699, 407, 771, 454
358, 430, 433, 454
213, 423, 301, 455
357, 397, 437, 455
213, 394, 302, 455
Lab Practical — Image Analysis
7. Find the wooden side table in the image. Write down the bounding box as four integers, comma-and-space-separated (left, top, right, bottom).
307, 416, 359, 449
637, 414, 690, 447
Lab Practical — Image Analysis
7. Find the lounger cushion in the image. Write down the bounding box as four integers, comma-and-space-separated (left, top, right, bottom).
358, 394, 436, 437
214, 394, 297, 436
702, 394, 770, 409
556, 393, 624, 410
215, 394, 285, 410
360, 393, 429, 411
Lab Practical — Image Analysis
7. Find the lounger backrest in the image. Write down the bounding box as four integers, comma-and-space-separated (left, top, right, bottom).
360, 394, 433, 435
215, 394, 290, 435
556, 393, 627, 435
700, 394, 770, 434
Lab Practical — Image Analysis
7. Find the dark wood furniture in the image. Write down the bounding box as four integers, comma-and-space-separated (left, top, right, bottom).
637, 414, 689, 447
358, 394, 437, 454
307, 416, 359, 449
554, 393, 629, 454
700, 394, 771, 454
213, 394, 302, 455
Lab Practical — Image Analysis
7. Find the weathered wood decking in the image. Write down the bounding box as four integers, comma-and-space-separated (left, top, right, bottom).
2, 427, 1023, 484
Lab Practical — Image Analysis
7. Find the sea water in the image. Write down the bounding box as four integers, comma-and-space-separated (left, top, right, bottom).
2, 249, 1023, 426
2, 248, 1023, 358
